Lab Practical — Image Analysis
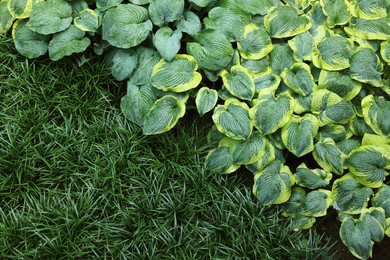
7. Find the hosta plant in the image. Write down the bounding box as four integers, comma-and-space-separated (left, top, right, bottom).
2, 0, 390, 258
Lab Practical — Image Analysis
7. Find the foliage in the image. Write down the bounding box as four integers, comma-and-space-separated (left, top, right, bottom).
1, 0, 390, 258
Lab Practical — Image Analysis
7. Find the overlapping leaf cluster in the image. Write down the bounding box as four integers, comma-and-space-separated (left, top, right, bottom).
1, 0, 390, 258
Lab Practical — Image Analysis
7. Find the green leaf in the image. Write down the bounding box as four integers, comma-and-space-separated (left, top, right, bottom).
102, 4, 152, 48
264, 5, 312, 38
349, 47, 383, 88
336, 138, 361, 157
250, 92, 295, 135
237, 23, 273, 60
281, 62, 316, 96
301, 189, 333, 217
242, 58, 271, 77
96, 0, 122, 11
212, 99, 253, 140
311, 89, 355, 126
313, 137, 345, 175
176, 11, 201, 36
188, 0, 217, 7
0, 0, 15, 34
318, 70, 362, 101
151, 54, 202, 93
372, 185, 390, 218
207, 126, 226, 148
254, 74, 281, 93
245, 141, 276, 174
290, 214, 316, 231
221, 65, 255, 101
142, 95, 186, 135
153, 27, 182, 62
148, 0, 184, 27
7, 0, 32, 18
362, 95, 390, 138
344, 17, 390, 40
292, 93, 312, 114
130, 47, 161, 86
187, 29, 234, 71
380, 39, 390, 65
362, 133, 390, 146
27, 0, 72, 35
269, 43, 295, 75
253, 160, 295, 205
48, 25, 90, 61
220, 133, 267, 165
295, 163, 332, 189
288, 32, 314, 62
346, 145, 390, 188
282, 186, 306, 217
129, 0, 150, 4
332, 174, 373, 214
312, 35, 354, 71
11, 19, 49, 59
195, 87, 218, 117
350, 116, 375, 137
121, 82, 158, 126
349, 0, 388, 20
204, 7, 248, 42
316, 124, 347, 142
281, 113, 319, 157
74, 8, 99, 32
205, 146, 239, 174
105, 48, 138, 81
319, 0, 350, 27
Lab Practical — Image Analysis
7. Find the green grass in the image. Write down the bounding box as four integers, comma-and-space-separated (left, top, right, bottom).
0, 36, 337, 259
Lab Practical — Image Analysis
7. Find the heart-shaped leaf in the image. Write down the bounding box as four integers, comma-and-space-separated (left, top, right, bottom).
153, 27, 182, 61
74, 8, 99, 32
195, 87, 218, 117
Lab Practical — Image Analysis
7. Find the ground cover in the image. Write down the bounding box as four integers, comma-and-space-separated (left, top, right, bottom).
0, 36, 337, 259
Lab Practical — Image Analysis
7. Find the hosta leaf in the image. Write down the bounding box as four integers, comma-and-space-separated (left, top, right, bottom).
295, 163, 332, 189
130, 47, 161, 86
212, 99, 253, 140
189, 0, 217, 7
292, 93, 312, 114
282, 186, 306, 217
301, 189, 333, 217
105, 48, 138, 81
48, 25, 90, 61
349, 47, 383, 88
350, 116, 375, 136
176, 11, 201, 36
207, 126, 226, 148
318, 70, 362, 101
380, 39, 390, 64
290, 214, 316, 231
362, 207, 387, 242
245, 141, 276, 174
269, 43, 295, 75
205, 146, 239, 174
281, 113, 319, 157
332, 174, 373, 214
311, 90, 355, 126
308, 1, 327, 26
27, 0, 72, 35
372, 185, 390, 218
195, 87, 218, 117
96, 0, 122, 11
143, 95, 186, 135
313, 138, 345, 175
340, 216, 374, 260
187, 29, 234, 71
281, 63, 315, 96
148, 0, 184, 27
74, 9, 99, 32
319, 0, 350, 27
204, 7, 248, 42
362, 133, 390, 146
337, 138, 361, 156
250, 92, 295, 135
254, 74, 281, 93
153, 27, 182, 62
121, 82, 157, 126
288, 32, 314, 62
316, 124, 347, 142
349, 0, 388, 20
235, 0, 280, 15
264, 5, 312, 38
344, 17, 390, 40
221, 65, 255, 101
242, 58, 271, 77
346, 145, 390, 188
253, 160, 295, 205
102, 4, 152, 48
220, 133, 267, 165
237, 23, 273, 60
312, 35, 354, 71
12, 19, 49, 59
151, 54, 201, 93
0, 0, 15, 34
7, 0, 32, 18
362, 95, 390, 138
129, 0, 150, 4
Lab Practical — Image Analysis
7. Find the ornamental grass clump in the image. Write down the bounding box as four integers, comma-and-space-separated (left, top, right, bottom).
2, 0, 390, 258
